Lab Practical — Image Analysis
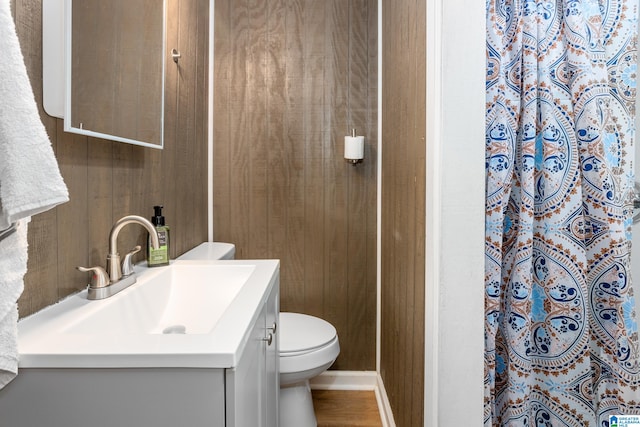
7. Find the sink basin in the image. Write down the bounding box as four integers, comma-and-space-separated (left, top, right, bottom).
17, 258, 279, 368
63, 263, 252, 335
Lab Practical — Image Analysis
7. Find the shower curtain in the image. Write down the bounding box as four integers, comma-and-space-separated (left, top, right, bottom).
485, 0, 640, 425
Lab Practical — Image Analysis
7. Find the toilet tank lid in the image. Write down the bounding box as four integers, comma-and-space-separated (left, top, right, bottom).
279, 312, 337, 354
177, 242, 236, 260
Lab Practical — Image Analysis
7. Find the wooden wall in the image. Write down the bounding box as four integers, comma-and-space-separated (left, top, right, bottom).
12, 0, 210, 317
213, 0, 378, 371
380, 0, 426, 424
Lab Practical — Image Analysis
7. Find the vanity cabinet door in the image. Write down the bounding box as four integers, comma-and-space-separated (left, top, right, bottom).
225, 303, 265, 427
225, 278, 279, 427
265, 284, 279, 427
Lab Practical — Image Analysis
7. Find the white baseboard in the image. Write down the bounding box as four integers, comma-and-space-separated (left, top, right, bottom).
375, 374, 396, 427
309, 371, 396, 427
310, 370, 377, 390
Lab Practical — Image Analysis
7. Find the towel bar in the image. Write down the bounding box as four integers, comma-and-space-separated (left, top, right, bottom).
0, 222, 17, 242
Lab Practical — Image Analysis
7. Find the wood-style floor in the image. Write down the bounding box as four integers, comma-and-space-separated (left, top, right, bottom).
312, 390, 383, 427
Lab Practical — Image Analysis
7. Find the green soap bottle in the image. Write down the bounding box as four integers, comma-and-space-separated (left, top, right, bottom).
148, 205, 170, 267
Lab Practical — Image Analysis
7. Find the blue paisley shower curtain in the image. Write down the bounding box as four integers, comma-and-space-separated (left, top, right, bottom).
485, 0, 640, 425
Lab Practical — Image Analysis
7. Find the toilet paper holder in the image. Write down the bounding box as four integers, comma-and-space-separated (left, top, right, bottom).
344, 128, 364, 165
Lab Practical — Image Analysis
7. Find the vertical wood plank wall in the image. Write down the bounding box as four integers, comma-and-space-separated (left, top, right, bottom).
381, 0, 426, 425
213, 0, 378, 371
12, 0, 209, 318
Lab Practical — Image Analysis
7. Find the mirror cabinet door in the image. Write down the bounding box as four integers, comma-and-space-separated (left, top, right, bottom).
65, 0, 165, 149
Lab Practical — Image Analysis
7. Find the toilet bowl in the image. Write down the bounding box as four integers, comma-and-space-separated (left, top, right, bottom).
279, 312, 340, 427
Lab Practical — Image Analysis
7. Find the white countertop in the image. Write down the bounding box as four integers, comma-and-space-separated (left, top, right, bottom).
17, 243, 278, 369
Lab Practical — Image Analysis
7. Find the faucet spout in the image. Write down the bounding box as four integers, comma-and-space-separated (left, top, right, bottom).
107, 215, 160, 282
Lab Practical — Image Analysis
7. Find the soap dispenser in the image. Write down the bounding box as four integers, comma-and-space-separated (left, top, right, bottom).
148, 205, 170, 267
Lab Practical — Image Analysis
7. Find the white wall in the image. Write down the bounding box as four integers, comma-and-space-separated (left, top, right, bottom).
424, 0, 485, 425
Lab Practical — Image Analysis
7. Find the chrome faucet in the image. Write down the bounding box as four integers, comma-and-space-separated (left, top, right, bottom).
107, 215, 160, 282
77, 215, 161, 300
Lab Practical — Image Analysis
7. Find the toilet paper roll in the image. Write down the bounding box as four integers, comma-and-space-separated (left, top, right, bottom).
344, 136, 364, 160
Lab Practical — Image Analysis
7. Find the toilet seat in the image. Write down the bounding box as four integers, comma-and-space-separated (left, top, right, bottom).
279, 312, 336, 356
279, 313, 340, 375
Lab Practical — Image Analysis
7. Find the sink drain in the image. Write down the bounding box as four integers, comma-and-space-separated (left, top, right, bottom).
162, 324, 187, 334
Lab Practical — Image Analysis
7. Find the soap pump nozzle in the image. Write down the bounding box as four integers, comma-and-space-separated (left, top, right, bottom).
152, 205, 165, 226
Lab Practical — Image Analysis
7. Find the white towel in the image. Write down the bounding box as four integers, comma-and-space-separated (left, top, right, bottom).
0, 306, 19, 389
0, 0, 69, 390
0, 220, 27, 389
0, 0, 69, 231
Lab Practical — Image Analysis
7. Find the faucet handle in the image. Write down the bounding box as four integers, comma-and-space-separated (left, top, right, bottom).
76, 266, 110, 289
121, 245, 142, 277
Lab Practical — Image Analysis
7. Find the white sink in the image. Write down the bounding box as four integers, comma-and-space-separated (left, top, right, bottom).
17, 258, 279, 368
63, 263, 252, 335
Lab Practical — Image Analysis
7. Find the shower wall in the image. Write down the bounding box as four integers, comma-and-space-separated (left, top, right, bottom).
380, 0, 426, 424
213, 0, 378, 370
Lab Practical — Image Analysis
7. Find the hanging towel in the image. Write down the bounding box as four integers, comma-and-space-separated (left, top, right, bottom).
0, 0, 69, 390
0, 221, 27, 389
0, 0, 69, 231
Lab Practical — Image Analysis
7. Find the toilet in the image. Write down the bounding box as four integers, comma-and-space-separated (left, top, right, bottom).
279, 312, 340, 427
179, 243, 340, 427
176, 242, 236, 260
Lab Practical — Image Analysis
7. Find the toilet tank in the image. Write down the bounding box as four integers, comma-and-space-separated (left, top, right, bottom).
177, 243, 236, 261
